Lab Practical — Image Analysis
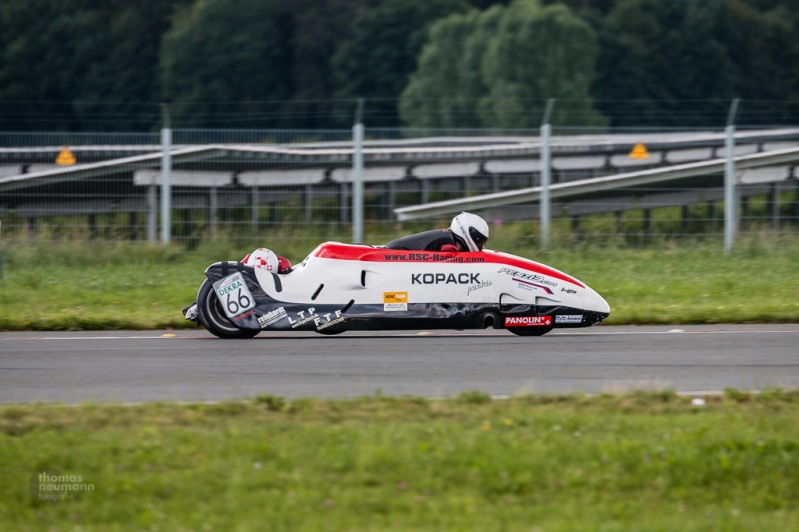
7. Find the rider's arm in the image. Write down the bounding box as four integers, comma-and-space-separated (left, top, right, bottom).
277, 256, 292, 274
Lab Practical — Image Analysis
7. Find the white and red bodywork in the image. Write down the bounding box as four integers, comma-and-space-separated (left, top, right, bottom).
200, 242, 610, 337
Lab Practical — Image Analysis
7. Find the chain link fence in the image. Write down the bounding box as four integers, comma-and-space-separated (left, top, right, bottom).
1, 125, 798, 252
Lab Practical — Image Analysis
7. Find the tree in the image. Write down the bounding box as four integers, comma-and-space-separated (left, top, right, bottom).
400, 9, 491, 128
724, 0, 799, 125
591, 0, 739, 127
480, 0, 605, 127
279, 0, 380, 128
160, 0, 295, 127
401, 0, 605, 128
331, 0, 471, 127
0, 0, 189, 130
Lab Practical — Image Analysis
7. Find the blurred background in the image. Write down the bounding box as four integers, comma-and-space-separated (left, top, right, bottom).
1, 0, 799, 250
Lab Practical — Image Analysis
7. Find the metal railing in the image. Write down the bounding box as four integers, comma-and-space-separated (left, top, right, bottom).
1, 125, 798, 251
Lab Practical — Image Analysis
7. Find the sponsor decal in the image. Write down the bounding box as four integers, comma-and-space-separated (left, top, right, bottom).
561, 288, 578, 295
467, 280, 493, 296
384, 253, 485, 263
412, 273, 480, 285
257, 306, 287, 328
232, 309, 254, 322
555, 315, 583, 324
504, 316, 552, 327
212, 272, 256, 318
384, 292, 408, 312
288, 307, 318, 329
498, 268, 557, 287
513, 278, 553, 294
314, 310, 344, 330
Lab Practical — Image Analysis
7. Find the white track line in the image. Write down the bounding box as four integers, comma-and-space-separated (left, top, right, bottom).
1, 329, 797, 341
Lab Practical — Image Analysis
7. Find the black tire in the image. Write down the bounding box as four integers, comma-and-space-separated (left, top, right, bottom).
508, 326, 552, 337
315, 329, 345, 335
196, 279, 259, 339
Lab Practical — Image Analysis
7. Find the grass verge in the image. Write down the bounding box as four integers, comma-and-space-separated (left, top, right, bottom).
1, 232, 798, 330
2, 390, 799, 531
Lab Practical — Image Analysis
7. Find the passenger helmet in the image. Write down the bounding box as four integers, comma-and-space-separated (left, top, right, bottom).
245, 248, 280, 272
450, 212, 489, 251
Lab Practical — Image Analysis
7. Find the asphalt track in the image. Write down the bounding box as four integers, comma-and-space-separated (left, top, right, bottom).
1, 325, 798, 403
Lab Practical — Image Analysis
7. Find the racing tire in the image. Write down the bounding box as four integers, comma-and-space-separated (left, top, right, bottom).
196, 279, 259, 339
315, 329, 345, 336
508, 326, 553, 337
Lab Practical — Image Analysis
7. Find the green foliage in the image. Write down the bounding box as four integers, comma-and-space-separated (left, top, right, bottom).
253, 394, 287, 412
400, 8, 502, 128
0, 0, 189, 130
481, 1, 606, 127
2, 0, 799, 129
456, 390, 493, 404
400, 0, 606, 128
331, 0, 471, 127
281, 0, 380, 128
159, 0, 294, 127
592, 0, 739, 126
3, 393, 799, 529
724, 0, 799, 114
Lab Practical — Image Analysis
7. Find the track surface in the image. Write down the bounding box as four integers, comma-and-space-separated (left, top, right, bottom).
1, 325, 798, 403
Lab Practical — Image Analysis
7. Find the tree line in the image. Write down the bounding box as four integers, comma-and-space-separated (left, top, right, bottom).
0, 0, 797, 130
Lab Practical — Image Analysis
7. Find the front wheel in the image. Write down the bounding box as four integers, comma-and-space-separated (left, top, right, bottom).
508, 326, 552, 337
196, 278, 259, 339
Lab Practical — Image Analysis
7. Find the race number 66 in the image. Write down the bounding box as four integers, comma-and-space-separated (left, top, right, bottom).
212, 273, 256, 318
226, 288, 251, 315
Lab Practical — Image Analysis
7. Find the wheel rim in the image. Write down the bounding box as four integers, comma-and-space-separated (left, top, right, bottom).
204, 289, 240, 333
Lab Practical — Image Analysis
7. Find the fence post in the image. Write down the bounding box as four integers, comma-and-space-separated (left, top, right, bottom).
209, 187, 217, 233
251, 186, 259, 232
724, 98, 739, 254
147, 185, 157, 243
160, 103, 172, 245
540, 99, 555, 250
352, 99, 365, 244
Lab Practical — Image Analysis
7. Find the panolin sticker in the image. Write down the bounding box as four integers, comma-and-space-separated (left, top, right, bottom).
555, 315, 583, 324
384, 292, 408, 312
504, 316, 552, 327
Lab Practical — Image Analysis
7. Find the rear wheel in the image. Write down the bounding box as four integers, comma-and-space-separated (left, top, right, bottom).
508, 326, 552, 337
196, 279, 259, 339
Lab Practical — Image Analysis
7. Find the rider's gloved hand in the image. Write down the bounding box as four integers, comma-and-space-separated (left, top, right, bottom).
440, 244, 459, 253
277, 256, 292, 274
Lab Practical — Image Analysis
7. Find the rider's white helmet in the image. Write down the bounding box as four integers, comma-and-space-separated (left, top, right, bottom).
246, 248, 279, 272
450, 212, 489, 251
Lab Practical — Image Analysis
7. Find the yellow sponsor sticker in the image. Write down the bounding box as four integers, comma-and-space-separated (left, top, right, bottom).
383, 292, 408, 303
383, 292, 408, 312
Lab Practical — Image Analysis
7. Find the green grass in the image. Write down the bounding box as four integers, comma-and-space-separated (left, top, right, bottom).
2, 391, 799, 531
1, 229, 798, 330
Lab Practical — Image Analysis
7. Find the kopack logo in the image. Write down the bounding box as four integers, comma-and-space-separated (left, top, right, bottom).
412, 273, 480, 285
504, 316, 552, 327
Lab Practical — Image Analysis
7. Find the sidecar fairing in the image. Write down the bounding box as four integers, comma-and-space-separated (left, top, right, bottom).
199, 242, 610, 337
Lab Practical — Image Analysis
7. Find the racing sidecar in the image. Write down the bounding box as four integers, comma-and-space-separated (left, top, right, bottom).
193, 242, 610, 339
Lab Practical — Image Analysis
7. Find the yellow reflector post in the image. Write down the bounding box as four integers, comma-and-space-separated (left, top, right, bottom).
56, 147, 76, 165
629, 142, 649, 160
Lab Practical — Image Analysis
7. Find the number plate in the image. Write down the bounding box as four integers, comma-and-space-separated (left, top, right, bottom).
212, 273, 256, 319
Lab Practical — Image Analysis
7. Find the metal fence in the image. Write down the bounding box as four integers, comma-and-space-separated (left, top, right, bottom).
1, 123, 798, 253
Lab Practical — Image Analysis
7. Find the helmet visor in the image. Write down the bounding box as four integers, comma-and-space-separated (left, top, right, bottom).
469, 226, 488, 251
